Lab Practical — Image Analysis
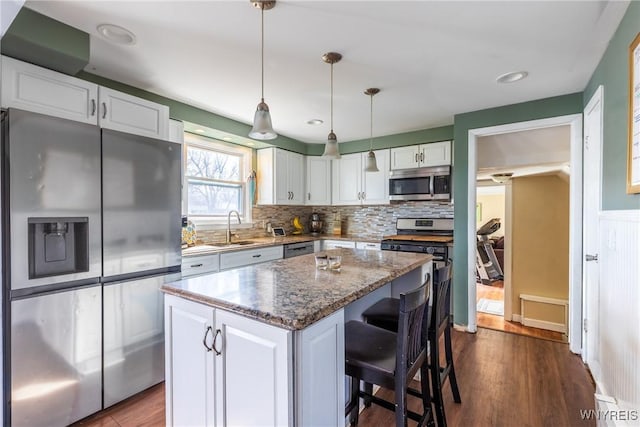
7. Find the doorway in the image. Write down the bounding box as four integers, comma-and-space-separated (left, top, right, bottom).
466, 114, 583, 354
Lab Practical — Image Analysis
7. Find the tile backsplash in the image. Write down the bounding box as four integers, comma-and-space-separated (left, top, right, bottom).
195, 201, 453, 243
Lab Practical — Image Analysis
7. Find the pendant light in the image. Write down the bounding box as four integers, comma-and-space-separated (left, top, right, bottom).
249, 1, 277, 140
322, 52, 342, 159
364, 88, 380, 172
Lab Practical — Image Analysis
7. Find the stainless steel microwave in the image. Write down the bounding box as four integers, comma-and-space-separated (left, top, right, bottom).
389, 166, 451, 201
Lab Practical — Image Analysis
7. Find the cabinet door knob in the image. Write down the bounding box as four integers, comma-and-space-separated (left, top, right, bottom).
213, 329, 222, 356
420, 152, 424, 162
202, 326, 213, 352
308, 192, 311, 201
252, 254, 262, 258
101, 102, 107, 119
415, 153, 418, 162
90, 99, 96, 116
362, 192, 366, 200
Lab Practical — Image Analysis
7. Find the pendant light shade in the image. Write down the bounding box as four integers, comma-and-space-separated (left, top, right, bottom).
364, 88, 380, 172
322, 52, 342, 159
249, 1, 277, 140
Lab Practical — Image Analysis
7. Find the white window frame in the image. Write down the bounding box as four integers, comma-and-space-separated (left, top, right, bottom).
183, 133, 253, 229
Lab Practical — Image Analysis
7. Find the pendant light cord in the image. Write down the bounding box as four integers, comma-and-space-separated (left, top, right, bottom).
330, 62, 334, 133
370, 94, 374, 150
261, 6, 265, 102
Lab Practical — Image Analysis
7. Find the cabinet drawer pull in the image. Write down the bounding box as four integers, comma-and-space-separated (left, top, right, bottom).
90, 99, 96, 116
102, 102, 107, 119
213, 329, 222, 356
203, 326, 213, 352
252, 254, 262, 258
190, 263, 204, 268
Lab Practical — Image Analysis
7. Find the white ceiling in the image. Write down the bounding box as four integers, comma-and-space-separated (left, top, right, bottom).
25, 0, 629, 144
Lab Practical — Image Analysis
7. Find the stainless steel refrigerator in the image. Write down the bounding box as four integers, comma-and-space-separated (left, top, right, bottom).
1, 109, 181, 426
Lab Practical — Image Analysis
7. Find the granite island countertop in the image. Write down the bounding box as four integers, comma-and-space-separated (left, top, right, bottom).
162, 248, 432, 330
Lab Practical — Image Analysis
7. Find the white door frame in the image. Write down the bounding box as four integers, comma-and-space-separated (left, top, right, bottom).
582, 85, 603, 368
467, 114, 583, 354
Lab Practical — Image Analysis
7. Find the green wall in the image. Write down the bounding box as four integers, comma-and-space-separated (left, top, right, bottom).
583, 0, 640, 211
451, 93, 583, 325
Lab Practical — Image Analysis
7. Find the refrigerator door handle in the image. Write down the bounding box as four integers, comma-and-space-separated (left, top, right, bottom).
202, 326, 213, 352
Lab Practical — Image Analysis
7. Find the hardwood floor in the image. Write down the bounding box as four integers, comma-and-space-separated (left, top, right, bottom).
74, 329, 594, 427
476, 281, 566, 342
71, 384, 165, 427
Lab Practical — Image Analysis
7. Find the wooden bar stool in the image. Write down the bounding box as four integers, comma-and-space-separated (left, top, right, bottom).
345, 279, 434, 427
361, 263, 460, 427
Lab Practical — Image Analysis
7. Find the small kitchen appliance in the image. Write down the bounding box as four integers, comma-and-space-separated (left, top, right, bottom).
309, 212, 323, 235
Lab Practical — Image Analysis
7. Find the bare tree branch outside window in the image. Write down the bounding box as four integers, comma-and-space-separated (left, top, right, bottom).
185, 145, 244, 216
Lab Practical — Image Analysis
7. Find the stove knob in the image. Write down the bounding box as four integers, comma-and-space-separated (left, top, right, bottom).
419, 246, 427, 253
427, 247, 435, 254
393, 245, 400, 251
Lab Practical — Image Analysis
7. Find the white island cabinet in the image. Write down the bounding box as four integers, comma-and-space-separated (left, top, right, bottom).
162, 249, 432, 427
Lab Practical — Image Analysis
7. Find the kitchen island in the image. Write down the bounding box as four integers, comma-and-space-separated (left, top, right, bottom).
162, 248, 432, 427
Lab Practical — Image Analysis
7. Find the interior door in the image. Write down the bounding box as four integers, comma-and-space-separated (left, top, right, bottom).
582, 86, 603, 378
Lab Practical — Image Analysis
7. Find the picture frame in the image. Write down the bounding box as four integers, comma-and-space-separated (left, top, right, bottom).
627, 31, 640, 194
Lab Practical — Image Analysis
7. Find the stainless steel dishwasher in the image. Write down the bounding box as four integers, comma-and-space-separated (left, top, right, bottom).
283, 241, 315, 258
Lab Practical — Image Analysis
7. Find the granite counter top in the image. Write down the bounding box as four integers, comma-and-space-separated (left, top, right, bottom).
163, 249, 432, 330
182, 234, 381, 257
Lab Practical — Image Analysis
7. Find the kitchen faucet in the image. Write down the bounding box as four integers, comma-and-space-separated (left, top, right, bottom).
227, 210, 241, 244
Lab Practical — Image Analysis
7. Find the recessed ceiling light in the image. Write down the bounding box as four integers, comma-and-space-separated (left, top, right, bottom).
496, 71, 528, 84
307, 119, 323, 125
194, 129, 206, 133
97, 24, 136, 45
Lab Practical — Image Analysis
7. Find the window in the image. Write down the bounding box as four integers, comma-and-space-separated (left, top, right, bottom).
183, 133, 252, 225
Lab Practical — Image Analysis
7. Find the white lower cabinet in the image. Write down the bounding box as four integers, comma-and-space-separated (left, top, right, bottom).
165, 295, 216, 427
323, 240, 356, 250
181, 254, 220, 278
296, 310, 345, 426
165, 295, 346, 427
164, 295, 293, 427
355, 241, 381, 251
219, 245, 283, 271
215, 309, 292, 426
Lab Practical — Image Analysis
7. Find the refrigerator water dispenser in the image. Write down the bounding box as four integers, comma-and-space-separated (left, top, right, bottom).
28, 217, 90, 278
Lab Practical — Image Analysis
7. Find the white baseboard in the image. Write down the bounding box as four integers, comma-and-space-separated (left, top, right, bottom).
510, 314, 567, 333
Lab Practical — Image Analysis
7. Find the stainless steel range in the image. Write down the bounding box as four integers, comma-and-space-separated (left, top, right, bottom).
381, 218, 453, 269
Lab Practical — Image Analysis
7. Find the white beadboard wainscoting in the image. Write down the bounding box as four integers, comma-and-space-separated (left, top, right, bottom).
596, 210, 640, 421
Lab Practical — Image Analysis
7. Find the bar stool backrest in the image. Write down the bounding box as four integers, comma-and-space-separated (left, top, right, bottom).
431, 263, 453, 332
397, 277, 431, 380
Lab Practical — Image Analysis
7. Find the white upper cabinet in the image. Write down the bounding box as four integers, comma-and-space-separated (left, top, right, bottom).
332, 149, 389, 206
390, 145, 420, 170
390, 141, 451, 169
257, 147, 305, 205
332, 153, 362, 205
305, 156, 331, 206
168, 119, 184, 144
1, 55, 98, 124
420, 140, 451, 167
1, 56, 170, 140
362, 149, 390, 204
99, 87, 169, 140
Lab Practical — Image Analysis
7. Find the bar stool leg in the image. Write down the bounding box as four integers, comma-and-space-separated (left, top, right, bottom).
349, 376, 360, 426
444, 325, 461, 403
429, 334, 447, 427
